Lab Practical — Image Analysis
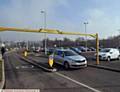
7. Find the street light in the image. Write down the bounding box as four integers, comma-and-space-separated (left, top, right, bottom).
84, 22, 88, 52
118, 30, 120, 47
41, 10, 47, 55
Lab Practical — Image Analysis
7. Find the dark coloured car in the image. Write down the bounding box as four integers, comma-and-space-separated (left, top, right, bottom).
70, 47, 81, 54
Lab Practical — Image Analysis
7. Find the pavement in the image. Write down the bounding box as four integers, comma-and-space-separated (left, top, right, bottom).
0, 54, 5, 89
88, 59, 120, 72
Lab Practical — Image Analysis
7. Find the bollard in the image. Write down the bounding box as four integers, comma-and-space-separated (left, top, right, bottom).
24, 51, 28, 57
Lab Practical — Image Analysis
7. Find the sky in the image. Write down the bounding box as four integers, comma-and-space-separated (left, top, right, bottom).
0, 0, 120, 41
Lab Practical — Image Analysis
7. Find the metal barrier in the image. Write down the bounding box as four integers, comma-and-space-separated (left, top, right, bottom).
0, 27, 99, 64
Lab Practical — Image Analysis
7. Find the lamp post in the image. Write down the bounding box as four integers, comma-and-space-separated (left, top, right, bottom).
41, 10, 47, 55
84, 22, 88, 52
118, 30, 120, 47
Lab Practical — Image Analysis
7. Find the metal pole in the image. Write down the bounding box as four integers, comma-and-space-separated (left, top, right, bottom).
118, 30, 120, 47
44, 11, 47, 55
41, 10, 47, 55
96, 33, 99, 65
84, 22, 88, 52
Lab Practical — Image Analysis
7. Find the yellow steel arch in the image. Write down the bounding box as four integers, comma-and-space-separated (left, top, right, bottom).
0, 27, 96, 37
0, 27, 99, 64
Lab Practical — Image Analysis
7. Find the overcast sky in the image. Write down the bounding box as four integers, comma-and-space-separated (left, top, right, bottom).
0, 0, 120, 41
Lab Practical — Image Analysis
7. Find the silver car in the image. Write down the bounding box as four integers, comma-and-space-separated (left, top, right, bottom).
54, 49, 87, 69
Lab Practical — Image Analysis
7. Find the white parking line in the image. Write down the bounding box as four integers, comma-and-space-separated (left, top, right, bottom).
55, 72, 101, 92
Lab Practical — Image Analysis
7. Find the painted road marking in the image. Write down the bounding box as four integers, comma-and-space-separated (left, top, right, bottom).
55, 72, 101, 92
1, 89, 40, 92
16, 65, 34, 69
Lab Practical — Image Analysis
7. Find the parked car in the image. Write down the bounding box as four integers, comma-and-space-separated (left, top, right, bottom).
54, 49, 87, 69
98, 48, 120, 61
47, 48, 55, 55
77, 46, 86, 52
70, 47, 81, 54
78, 46, 90, 52
89, 47, 96, 51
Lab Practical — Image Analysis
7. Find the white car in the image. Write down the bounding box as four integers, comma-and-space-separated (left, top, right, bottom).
99, 48, 120, 61
54, 49, 87, 69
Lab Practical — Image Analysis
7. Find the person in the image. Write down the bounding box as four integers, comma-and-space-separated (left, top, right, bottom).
1, 43, 6, 58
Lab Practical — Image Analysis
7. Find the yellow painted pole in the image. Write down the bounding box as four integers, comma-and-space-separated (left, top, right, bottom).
96, 33, 99, 65
24, 50, 28, 57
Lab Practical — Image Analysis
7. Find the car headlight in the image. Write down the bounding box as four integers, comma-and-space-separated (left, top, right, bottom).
94, 53, 97, 56
101, 54, 106, 57
70, 59, 75, 63
68, 59, 75, 63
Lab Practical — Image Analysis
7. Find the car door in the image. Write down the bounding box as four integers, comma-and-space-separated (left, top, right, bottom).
109, 49, 114, 59
55, 51, 64, 65
113, 49, 119, 59
110, 49, 116, 59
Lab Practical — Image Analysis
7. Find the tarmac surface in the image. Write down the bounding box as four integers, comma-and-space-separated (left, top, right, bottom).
3, 52, 120, 92
23, 53, 120, 92
4, 52, 95, 92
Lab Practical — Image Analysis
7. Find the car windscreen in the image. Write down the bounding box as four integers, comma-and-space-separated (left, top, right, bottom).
100, 49, 110, 52
64, 50, 78, 56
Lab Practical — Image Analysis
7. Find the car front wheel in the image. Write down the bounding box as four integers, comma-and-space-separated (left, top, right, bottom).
107, 56, 111, 61
64, 62, 70, 69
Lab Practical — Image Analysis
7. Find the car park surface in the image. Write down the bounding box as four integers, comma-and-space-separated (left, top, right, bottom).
3, 51, 120, 92
4, 52, 98, 92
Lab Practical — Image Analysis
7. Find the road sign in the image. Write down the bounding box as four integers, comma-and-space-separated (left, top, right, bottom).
49, 54, 54, 68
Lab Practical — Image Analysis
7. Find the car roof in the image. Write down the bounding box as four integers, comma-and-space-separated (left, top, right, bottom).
102, 48, 118, 50
56, 49, 71, 52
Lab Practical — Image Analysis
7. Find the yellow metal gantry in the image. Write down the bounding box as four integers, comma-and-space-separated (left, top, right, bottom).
0, 27, 99, 64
